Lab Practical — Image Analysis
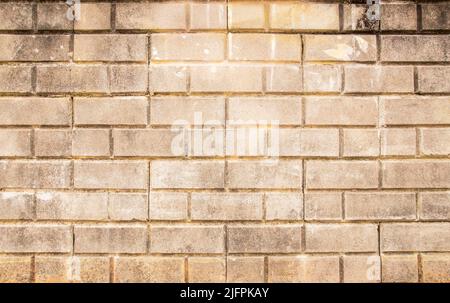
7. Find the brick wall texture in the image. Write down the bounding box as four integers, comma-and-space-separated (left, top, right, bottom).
0, 0, 449, 283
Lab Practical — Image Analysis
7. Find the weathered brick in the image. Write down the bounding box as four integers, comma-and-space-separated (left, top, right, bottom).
35, 129, 71, 157
265, 65, 302, 92
190, 2, 226, 30
0, 129, 31, 157
342, 4, 379, 31
419, 192, 450, 220
110, 65, 148, 93
74, 3, 111, 30
0, 66, 32, 93
227, 257, 265, 283
0, 35, 70, 61
265, 193, 303, 221
0, 3, 33, 30
0, 192, 34, 220
188, 257, 225, 283
422, 254, 450, 283
303, 64, 341, 93
304, 192, 342, 220
0, 257, 31, 283
420, 128, 450, 156
277, 129, 339, 157
108, 193, 148, 221
229, 2, 265, 29
381, 4, 417, 31
381, 128, 416, 156
382, 161, 450, 188
382, 254, 418, 283
149, 65, 188, 93
37, 3, 72, 30
343, 255, 381, 283
381, 36, 449, 62
149, 192, 188, 221
72, 129, 110, 157
418, 66, 450, 93
114, 257, 185, 283
422, 3, 450, 30
343, 129, 380, 157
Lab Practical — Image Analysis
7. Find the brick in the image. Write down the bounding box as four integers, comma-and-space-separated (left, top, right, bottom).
381, 128, 416, 156
37, 3, 72, 30
149, 192, 188, 221
35, 129, 71, 157
0, 161, 71, 189
381, 36, 449, 62
151, 33, 225, 61
0, 192, 34, 220
269, 3, 339, 31
304, 192, 342, 220
227, 160, 302, 189
229, 34, 301, 61
74, 225, 147, 253
381, 223, 450, 252
108, 193, 148, 221
0, 3, 33, 30
229, 2, 265, 29
303, 64, 341, 93
277, 129, 339, 157
190, 65, 263, 92
225, 125, 266, 157
0, 224, 72, 253
0, 35, 70, 61
382, 160, 450, 188
72, 129, 110, 157
0, 257, 31, 283
0, 129, 31, 157
188, 257, 225, 283
380, 96, 450, 125
306, 224, 378, 253
0, 97, 70, 126
110, 65, 148, 93
304, 35, 377, 62
265, 65, 302, 92
419, 192, 450, 220
306, 161, 378, 189
304, 97, 378, 126
420, 128, 450, 156
114, 257, 185, 283
268, 256, 340, 283
345, 192, 416, 221
191, 193, 263, 221
36, 192, 108, 221
116, 2, 186, 30
228, 225, 302, 253
343, 129, 380, 157
149, 65, 188, 93
343, 255, 381, 283
381, 4, 417, 31
422, 3, 450, 30
344, 65, 414, 93
150, 225, 224, 254
227, 257, 265, 283
265, 193, 303, 221
382, 255, 418, 283
418, 66, 450, 93
190, 2, 226, 30
74, 3, 111, 30
422, 254, 450, 283
342, 4, 379, 31
74, 97, 147, 125
0, 66, 32, 93
74, 160, 148, 190
151, 160, 224, 189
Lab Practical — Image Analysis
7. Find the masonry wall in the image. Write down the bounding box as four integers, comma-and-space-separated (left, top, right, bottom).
0, 0, 449, 283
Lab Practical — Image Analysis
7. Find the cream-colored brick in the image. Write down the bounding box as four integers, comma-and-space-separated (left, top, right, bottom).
277, 129, 339, 157
381, 4, 417, 31
110, 65, 148, 93
381, 36, 449, 62
343, 129, 380, 157
265, 193, 303, 220
149, 192, 188, 221
108, 193, 148, 221
420, 128, 450, 156
188, 257, 225, 283
419, 192, 450, 221
0, 192, 34, 220
75, 3, 111, 30
0, 130, 31, 157
0, 257, 31, 283
227, 257, 265, 283
114, 129, 180, 157
0, 66, 32, 93
190, 2, 227, 30
342, 4, 379, 31
229, 2, 265, 29
382, 255, 418, 283
149, 65, 188, 93
114, 257, 185, 283
304, 192, 342, 221
422, 254, 450, 283
418, 66, 450, 93
381, 128, 416, 156
343, 255, 381, 283
303, 64, 341, 93
72, 129, 110, 157
265, 65, 302, 92
35, 129, 71, 157
0, 3, 33, 30
37, 3, 72, 30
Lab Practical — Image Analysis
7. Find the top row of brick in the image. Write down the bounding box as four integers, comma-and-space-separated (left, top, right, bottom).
0, 2, 448, 32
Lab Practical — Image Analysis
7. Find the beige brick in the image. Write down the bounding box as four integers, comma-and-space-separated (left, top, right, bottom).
381, 128, 416, 156
74, 97, 147, 125
422, 3, 450, 30
419, 192, 450, 221
304, 97, 378, 126
190, 65, 263, 92
110, 65, 148, 93
35, 129, 71, 157
277, 129, 339, 157
74, 160, 148, 190
151, 33, 225, 61
36, 192, 108, 221
37, 3, 72, 30
345, 192, 416, 221
418, 66, 450, 93
382, 36, 449, 62
344, 65, 414, 93
303, 64, 341, 93
227, 257, 265, 283
149, 192, 188, 221
0, 257, 31, 283
114, 257, 185, 282
265, 193, 303, 220
74, 225, 147, 253
269, 3, 339, 31
225, 125, 266, 157
229, 2, 265, 29
149, 65, 188, 93
343, 129, 380, 157
190, 2, 226, 30
108, 193, 148, 221
0, 35, 70, 61
35, 256, 110, 283
342, 4, 379, 31
72, 129, 110, 157
380, 96, 450, 125
306, 224, 378, 253
227, 160, 302, 189
382, 160, 450, 188
422, 254, 450, 283
420, 128, 450, 156
306, 161, 378, 189
265, 65, 302, 92
0, 192, 34, 220
229, 34, 301, 61
228, 225, 302, 253
0, 224, 72, 253
74, 3, 111, 30
188, 257, 225, 283
0, 66, 32, 93
268, 256, 340, 283
382, 254, 418, 283
150, 225, 224, 253
304, 192, 342, 220
304, 35, 377, 62
381, 223, 450, 252
381, 4, 417, 31
0, 161, 71, 189
0, 97, 70, 126
191, 193, 263, 221
0, 3, 33, 30
343, 255, 381, 283
0, 129, 31, 157
151, 160, 224, 189
116, 2, 186, 30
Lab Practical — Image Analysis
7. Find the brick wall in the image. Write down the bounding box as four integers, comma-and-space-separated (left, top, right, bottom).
0, 0, 449, 283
